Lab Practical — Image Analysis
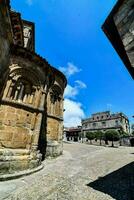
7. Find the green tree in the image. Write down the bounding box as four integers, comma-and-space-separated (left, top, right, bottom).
119, 130, 129, 137
95, 131, 104, 146
104, 130, 120, 147
119, 130, 129, 146
86, 132, 95, 144
131, 131, 134, 136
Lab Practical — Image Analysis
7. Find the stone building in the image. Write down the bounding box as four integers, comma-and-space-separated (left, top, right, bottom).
102, 0, 134, 79
0, 0, 13, 88
82, 111, 130, 136
0, 1, 66, 175
63, 126, 82, 142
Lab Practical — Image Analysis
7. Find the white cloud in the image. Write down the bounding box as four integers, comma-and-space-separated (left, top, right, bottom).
64, 98, 85, 127
59, 62, 81, 77
64, 85, 78, 98
60, 62, 86, 127
26, 0, 33, 6
64, 80, 87, 99
75, 80, 87, 89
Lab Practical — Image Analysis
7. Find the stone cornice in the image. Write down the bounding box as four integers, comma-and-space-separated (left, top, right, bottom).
11, 45, 67, 87
1, 98, 44, 113
82, 126, 123, 131
82, 114, 129, 124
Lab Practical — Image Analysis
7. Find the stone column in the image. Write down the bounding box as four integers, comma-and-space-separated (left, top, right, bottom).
47, 93, 51, 113
40, 93, 45, 107
18, 84, 24, 102
59, 98, 63, 116
23, 94, 28, 103
50, 95, 54, 115
58, 99, 61, 116
31, 113, 42, 151
29, 94, 34, 104
55, 100, 59, 116
3, 79, 12, 99
34, 89, 41, 108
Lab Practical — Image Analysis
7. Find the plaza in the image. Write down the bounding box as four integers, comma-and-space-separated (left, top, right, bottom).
0, 142, 134, 200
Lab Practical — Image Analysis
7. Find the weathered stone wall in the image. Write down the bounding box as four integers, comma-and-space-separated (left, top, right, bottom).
114, 0, 134, 68
0, 1, 67, 176
0, 51, 47, 174
0, 1, 12, 77
46, 72, 65, 157
0, 105, 39, 149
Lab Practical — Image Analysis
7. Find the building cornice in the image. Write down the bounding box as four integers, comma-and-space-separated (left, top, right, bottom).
82, 126, 123, 131
10, 45, 67, 87
1, 98, 44, 113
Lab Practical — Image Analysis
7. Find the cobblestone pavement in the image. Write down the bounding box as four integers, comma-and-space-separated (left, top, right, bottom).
0, 143, 134, 200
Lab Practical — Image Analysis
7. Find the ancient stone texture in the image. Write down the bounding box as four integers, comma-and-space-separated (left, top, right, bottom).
0, 0, 13, 86
0, 52, 47, 173
102, 0, 134, 78
46, 73, 65, 157
114, 0, 134, 69
0, 2, 67, 175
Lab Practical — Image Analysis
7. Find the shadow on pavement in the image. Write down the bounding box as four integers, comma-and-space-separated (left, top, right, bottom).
87, 162, 134, 200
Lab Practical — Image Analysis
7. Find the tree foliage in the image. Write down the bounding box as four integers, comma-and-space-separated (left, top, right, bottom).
95, 131, 104, 145
131, 131, 134, 136
119, 130, 129, 137
86, 132, 95, 144
104, 130, 120, 147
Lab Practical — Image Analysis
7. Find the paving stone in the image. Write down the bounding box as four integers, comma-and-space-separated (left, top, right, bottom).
0, 143, 134, 200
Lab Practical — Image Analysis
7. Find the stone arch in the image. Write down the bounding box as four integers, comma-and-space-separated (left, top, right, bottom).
9, 66, 41, 86
3, 66, 43, 106
49, 84, 63, 116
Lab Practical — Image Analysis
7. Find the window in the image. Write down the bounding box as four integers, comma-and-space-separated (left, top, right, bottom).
85, 124, 87, 128
93, 123, 96, 127
7, 78, 34, 104
115, 120, 119, 126
102, 121, 106, 126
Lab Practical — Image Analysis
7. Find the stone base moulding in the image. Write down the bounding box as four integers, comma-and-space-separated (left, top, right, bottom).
0, 148, 42, 176
46, 141, 63, 158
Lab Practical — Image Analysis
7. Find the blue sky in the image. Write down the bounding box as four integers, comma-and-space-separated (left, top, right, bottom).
11, 0, 134, 127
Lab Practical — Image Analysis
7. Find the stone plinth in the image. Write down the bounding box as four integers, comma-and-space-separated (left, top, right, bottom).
46, 140, 63, 157
0, 148, 42, 175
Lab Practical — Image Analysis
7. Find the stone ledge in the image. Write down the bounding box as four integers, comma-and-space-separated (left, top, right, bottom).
1, 99, 44, 113
47, 114, 63, 121
0, 164, 44, 181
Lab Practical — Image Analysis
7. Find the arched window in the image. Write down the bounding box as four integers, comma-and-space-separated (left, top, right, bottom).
49, 85, 63, 116
6, 78, 36, 104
